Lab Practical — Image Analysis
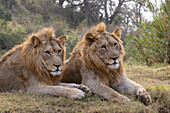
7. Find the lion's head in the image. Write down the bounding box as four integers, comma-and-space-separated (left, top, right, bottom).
81, 23, 125, 72
22, 28, 67, 84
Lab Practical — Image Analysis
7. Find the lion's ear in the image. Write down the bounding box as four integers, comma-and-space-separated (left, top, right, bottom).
31, 35, 42, 48
113, 28, 122, 38
57, 35, 67, 45
85, 33, 97, 45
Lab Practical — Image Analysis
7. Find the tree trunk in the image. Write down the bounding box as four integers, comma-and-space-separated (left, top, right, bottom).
167, 0, 170, 63
109, 0, 124, 24
59, 0, 65, 7
104, 0, 109, 23
84, 0, 91, 27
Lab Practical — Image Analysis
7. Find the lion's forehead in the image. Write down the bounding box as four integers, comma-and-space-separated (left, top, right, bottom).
45, 40, 62, 51
106, 34, 118, 43
98, 34, 118, 45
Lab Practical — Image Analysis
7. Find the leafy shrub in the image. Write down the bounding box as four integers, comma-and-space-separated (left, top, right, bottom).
65, 30, 81, 59
0, 19, 27, 52
0, 7, 12, 21
125, 1, 169, 65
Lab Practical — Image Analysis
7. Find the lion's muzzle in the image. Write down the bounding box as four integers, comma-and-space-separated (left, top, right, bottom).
50, 64, 63, 76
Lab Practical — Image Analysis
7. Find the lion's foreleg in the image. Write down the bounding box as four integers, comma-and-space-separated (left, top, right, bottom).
114, 75, 143, 94
81, 70, 130, 102
57, 82, 92, 95
114, 75, 152, 105
30, 85, 85, 99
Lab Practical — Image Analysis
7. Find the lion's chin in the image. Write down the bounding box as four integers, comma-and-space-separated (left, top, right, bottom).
50, 71, 61, 76
108, 63, 119, 69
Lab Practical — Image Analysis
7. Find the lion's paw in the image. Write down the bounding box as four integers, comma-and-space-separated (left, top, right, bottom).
136, 88, 152, 106
67, 88, 85, 100
118, 95, 131, 102
76, 84, 92, 96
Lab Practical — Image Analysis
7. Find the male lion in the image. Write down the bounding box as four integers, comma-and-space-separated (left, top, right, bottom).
61, 23, 152, 105
0, 27, 91, 99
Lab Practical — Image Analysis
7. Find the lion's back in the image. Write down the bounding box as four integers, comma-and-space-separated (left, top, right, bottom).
0, 46, 28, 91
61, 42, 83, 83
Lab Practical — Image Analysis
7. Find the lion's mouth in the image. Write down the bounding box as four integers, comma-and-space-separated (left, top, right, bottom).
42, 62, 62, 76
49, 68, 62, 76
50, 69, 61, 76
97, 54, 120, 69
106, 61, 119, 69
106, 62, 118, 65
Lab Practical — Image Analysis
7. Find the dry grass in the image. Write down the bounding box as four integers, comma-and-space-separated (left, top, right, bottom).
0, 63, 170, 113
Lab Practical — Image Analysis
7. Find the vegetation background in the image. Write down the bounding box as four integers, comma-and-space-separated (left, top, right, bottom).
0, 0, 169, 112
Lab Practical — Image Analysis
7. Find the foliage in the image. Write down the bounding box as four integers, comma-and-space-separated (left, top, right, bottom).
65, 30, 81, 59
125, 1, 170, 65
0, 7, 12, 21
62, 6, 85, 28
0, 19, 27, 51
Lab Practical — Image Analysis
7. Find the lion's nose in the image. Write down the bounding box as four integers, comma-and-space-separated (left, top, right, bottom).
110, 57, 118, 61
53, 64, 61, 68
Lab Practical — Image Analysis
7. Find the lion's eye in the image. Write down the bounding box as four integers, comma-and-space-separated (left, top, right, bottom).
45, 51, 51, 56
101, 45, 107, 50
58, 50, 62, 54
114, 43, 118, 47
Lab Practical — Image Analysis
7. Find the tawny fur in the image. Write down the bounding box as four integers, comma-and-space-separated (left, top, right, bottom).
61, 23, 125, 85
0, 28, 62, 87
61, 22, 152, 105
0, 28, 91, 99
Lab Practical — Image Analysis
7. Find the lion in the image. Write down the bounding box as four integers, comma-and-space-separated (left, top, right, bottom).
61, 23, 152, 105
0, 27, 91, 99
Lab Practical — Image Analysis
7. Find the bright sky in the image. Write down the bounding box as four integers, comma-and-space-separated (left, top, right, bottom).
142, 0, 164, 21
117, 0, 164, 21
61, 0, 164, 21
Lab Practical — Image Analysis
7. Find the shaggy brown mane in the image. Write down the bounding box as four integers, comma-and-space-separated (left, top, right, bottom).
87, 22, 106, 34
22, 28, 66, 85
0, 28, 65, 85
79, 23, 125, 85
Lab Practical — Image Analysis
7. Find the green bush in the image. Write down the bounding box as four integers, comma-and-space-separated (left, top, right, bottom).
125, 1, 169, 65
0, 7, 12, 21
0, 19, 27, 52
65, 30, 81, 59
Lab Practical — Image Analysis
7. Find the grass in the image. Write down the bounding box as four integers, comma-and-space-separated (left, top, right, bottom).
0, 63, 169, 113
